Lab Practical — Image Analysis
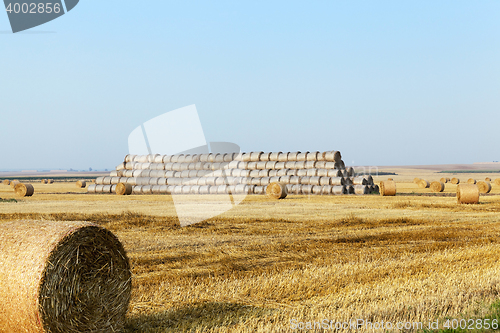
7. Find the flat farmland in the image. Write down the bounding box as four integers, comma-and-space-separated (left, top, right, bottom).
1, 168, 500, 332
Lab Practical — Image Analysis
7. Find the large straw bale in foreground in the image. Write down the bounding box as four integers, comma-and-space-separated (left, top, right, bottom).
477, 181, 492, 194
457, 184, 479, 204
430, 181, 445, 192
266, 182, 287, 199
380, 180, 396, 196
0, 220, 131, 333
14, 183, 34, 197
451, 178, 460, 185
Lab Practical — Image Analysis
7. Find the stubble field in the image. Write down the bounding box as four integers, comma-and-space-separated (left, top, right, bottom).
1, 168, 500, 332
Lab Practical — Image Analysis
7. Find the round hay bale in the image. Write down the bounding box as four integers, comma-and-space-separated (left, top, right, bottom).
258, 152, 271, 162
116, 183, 133, 195
296, 169, 308, 177
0, 220, 131, 333
321, 185, 332, 195
41, 179, 47, 184
253, 186, 266, 195
301, 185, 313, 195
467, 178, 476, 184
286, 169, 298, 176
413, 178, 421, 184
305, 161, 316, 169
430, 181, 445, 193
266, 182, 287, 199
306, 169, 318, 177
352, 177, 368, 185
319, 177, 330, 186
289, 176, 301, 185
277, 153, 289, 162
495, 178, 500, 186
418, 180, 430, 188
269, 152, 281, 161
132, 186, 142, 194
76, 180, 87, 188
240, 153, 251, 161
287, 152, 300, 161
285, 161, 296, 169
346, 167, 354, 178
102, 185, 113, 194
354, 185, 369, 195
87, 184, 96, 193
312, 185, 322, 195
328, 169, 342, 177
477, 181, 492, 194
296, 152, 308, 161
265, 161, 277, 170
324, 151, 341, 162
306, 152, 319, 161
332, 185, 346, 195
14, 183, 34, 197
380, 180, 396, 196
330, 177, 345, 186
451, 178, 460, 185
259, 169, 270, 177
256, 161, 267, 170
308, 176, 321, 186
3, 179, 10, 186
249, 152, 262, 162
485, 177, 492, 182
457, 184, 479, 204
440, 177, 448, 183
315, 161, 326, 169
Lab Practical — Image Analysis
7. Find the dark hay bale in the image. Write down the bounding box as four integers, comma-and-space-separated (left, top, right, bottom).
14, 183, 34, 197
0, 220, 131, 333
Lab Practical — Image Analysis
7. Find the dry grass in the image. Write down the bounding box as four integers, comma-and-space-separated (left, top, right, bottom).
1, 180, 500, 332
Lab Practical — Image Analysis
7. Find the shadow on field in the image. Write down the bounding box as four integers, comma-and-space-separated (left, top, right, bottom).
124, 302, 276, 332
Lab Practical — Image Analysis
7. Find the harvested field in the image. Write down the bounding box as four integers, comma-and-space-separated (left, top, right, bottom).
1, 168, 500, 332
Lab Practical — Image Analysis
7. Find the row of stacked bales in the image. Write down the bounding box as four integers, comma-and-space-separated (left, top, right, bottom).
89, 151, 378, 195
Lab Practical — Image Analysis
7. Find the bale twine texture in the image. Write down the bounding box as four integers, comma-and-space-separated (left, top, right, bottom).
14, 183, 34, 197
116, 183, 133, 196
457, 184, 479, 204
380, 180, 396, 196
430, 181, 445, 193
76, 180, 86, 188
266, 182, 287, 199
451, 178, 460, 185
0, 220, 131, 333
477, 181, 492, 194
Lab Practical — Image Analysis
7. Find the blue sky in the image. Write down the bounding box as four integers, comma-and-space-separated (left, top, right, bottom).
1, 1, 499, 170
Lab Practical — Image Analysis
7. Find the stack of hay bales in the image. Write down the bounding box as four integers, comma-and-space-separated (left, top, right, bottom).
90, 151, 377, 196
